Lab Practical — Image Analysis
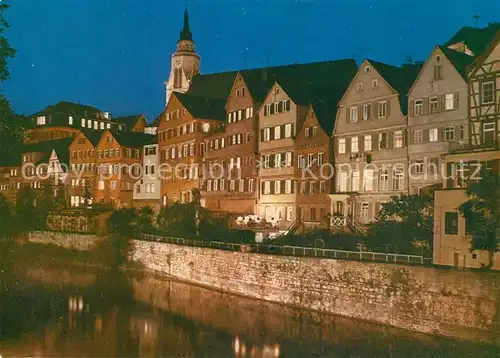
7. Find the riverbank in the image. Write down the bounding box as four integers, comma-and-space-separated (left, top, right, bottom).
14, 231, 500, 347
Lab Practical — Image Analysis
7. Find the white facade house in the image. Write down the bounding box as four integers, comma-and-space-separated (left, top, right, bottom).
133, 144, 161, 207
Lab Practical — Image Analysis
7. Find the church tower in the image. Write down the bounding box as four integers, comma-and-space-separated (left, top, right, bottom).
165, 8, 200, 106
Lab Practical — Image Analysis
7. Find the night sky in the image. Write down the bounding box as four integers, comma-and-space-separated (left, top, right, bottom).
2, 0, 499, 121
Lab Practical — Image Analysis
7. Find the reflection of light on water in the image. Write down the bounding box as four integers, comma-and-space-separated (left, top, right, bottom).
234, 336, 240, 355
233, 336, 280, 358
68, 296, 85, 313
273, 344, 280, 357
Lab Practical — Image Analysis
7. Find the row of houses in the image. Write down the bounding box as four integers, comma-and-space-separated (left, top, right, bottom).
0, 12, 499, 269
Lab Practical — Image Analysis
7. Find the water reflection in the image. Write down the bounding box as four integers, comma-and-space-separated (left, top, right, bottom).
0, 265, 498, 357
234, 336, 280, 358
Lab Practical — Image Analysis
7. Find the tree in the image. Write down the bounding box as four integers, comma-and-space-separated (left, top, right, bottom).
0, 193, 13, 236
136, 206, 155, 233
106, 208, 138, 237
0, 4, 22, 163
366, 194, 434, 254
459, 170, 500, 269
15, 188, 41, 230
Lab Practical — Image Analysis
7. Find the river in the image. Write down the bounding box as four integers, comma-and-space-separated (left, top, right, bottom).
0, 263, 498, 357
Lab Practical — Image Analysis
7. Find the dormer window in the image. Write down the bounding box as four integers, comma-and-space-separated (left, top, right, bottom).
36, 116, 46, 126
372, 79, 379, 89
436, 55, 441, 62
275, 87, 280, 94
68, 116, 73, 125
364, 66, 371, 73
81, 118, 86, 127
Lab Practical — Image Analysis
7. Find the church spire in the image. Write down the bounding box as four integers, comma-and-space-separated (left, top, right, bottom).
179, 7, 192, 42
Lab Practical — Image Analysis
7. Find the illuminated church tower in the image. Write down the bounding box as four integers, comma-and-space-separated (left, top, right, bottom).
165, 8, 200, 106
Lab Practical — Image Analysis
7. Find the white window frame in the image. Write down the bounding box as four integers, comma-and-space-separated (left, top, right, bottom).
481, 81, 494, 104
263, 128, 271, 141
284, 123, 292, 138
351, 137, 359, 153
351, 170, 360, 191
338, 138, 346, 154
350, 106, 358, 123
362, 104, 369, 120
68, 116, 73, 125
413, 129, 423, 144
285, 179, 292, 194
360, 202, 369, 218
274, 126, 281, 140
393, 130, 403, 148
444, 126, 455, 141
429, 128, 438, 142
363, 169, 374, 191
377, 101, 387, 118
379, 170, 389, 191
445, 93, 455, 110
414, 99, 423, 116
430, 97, 439, 113
364, 135, 372, 151
264, 181, 271, 195
317, 152, 324, 166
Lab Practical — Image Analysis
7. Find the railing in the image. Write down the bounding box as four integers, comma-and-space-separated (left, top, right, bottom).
330, 216, 346, 227
138, 233, 432, 265
286, 217, 303, 236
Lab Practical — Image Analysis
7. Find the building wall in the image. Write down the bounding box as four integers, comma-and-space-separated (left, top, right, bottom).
469, 39, 500, 146
333, 61, 409, 224
158, 95, 220, 206
203, 73, 258, 214
69, 132, 98, 207
295, 107, 332, 227
133, 240, 500, 346
133, 144, 161, 204
408, 47, 469, 193
95, 131, 140, 208
257, 84, 305, 227
433, 189, 500, 270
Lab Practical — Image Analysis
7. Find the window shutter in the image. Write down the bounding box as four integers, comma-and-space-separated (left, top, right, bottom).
280, 125, 285, 139
409, 100, 414, 117
402, 129, 407, 147
386, 99, 391, 117
270, 155, 275, 168
410, 159, 416, 175
346, 137, 351, 153
423, 98, 429, 115
359, 135, 364, 152
345, 107, 350, 123
439, 127, 444, 141
373, 172, 379, 192
454, 91, 460, 110
439, 94, 445, 112
371, 134, 377, 150
270, 181, 275, 194
291, 180, 295, 193
260, 129, 264, 142
373, 102, 378, 119
423, 129, 430, 142
358, 105, 362, 121
281, 180, 285, 193
261, 182, 265, 194
387, 132, 394, 149
367, 104, 372, 119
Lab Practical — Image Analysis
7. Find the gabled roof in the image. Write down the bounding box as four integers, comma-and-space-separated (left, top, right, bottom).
438, 46, 476, 80
113, 114, 145, 129
445, 23, 500, 55
175, 92, 226, 121
366, 59, 423, 115
111, 131, 157, 148
80, 129, 105, 146
187, 59, 358, 106
187, 71, 239, 99
147, 113, 161, 128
